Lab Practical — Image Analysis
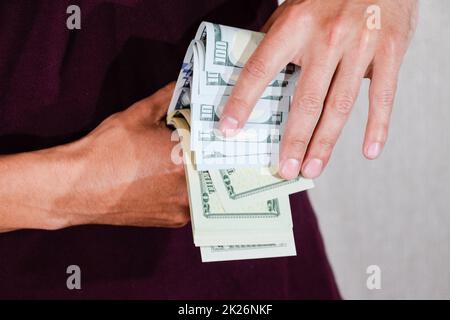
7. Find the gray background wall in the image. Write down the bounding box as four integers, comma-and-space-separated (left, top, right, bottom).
309, 0, 450, 299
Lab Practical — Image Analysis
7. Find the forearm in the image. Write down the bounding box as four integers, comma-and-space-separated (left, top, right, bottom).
0, 144, 87, 231
0, 83, 189, 231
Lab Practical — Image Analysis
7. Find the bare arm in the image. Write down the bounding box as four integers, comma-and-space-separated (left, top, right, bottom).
0, 146, 79, 231
0, 83, 189, 232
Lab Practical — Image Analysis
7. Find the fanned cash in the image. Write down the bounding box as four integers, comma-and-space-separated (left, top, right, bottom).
167, 22, 314, 262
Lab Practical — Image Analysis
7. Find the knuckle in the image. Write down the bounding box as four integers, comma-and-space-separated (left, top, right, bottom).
152, 83, 176, 103
285, 136, 309, 153
357, 28, 373, 52
175, 184, 189, 206
284, 3, 315, 26
374, 89, 395, 110
389, 29, 409, 45
42, 217, 68, 231
265, 33, 290, 53
161, 82, 176, 94
171, 212, 190, 228
128, 101, 150, 118
181, 190, 190, 208
332, 93, 354, 116
99, 113, 127, 132
317, 137, 335, 152
243, 57, 269, 79
379, 34, 405, 57
326, 19, 349, 47
283, 4, 304, 23
172, 163, 185, 176
294, 93, 322, 115
106, 111, 122, 123
383, 37, 398, 55
225, 95, 251, 117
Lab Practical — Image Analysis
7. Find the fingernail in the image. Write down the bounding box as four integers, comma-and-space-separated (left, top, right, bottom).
366, 142, 381, 159
280, 159, 301, 180
218, 116, 239, 137
302, 158, 323, 178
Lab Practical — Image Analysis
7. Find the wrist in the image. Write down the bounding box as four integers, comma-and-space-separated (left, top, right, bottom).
27, 143, 87, 229
39, 138, 108, 228
17, 139, 97, 230
0, 145, 80, 230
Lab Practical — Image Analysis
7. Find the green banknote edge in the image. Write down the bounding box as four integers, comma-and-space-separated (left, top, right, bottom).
218, 169, 303, 200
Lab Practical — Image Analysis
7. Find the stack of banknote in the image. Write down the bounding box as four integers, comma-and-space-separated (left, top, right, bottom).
167, 22, 314, 262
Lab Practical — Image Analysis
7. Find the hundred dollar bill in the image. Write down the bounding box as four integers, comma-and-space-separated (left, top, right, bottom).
167, 22, 300, 169
171, 39, 295, 105
169, 22, 299, 111
173, 87, 280, 130
189, 95, 290, 152
165, 22, 310, 262
195, 127, 281, 143
209, 168, 314, 212
195, 22, 297, 78
169, 114, 294, 247
193, 38, 297, 97
200, 70, 296, 97
170, 84, 284, 169
195, 151, 274, 171
200, 234, 296, 263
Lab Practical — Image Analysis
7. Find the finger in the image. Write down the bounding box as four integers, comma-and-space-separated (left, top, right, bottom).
261, 2, 288, 33
363, 56, 400, 160
147, 82, 177, 121
218, 20, 303, 136
279, 48, 341, 179
301, 36, 377, 178
130, 82, 176, 124
302, 32, 377, 178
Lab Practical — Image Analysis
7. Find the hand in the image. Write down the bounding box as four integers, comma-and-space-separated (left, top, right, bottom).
0, 82, 189, 231
218, 0, 418, 179
64, 82, 189, 228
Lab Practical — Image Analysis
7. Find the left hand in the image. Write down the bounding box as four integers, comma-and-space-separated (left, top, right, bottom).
0, 82, 190, 231
218, 0, 418, 179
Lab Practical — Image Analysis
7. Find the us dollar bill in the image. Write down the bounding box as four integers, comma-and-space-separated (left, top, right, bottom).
166, 22, 312, 262
169, 114, 294, 246
209, 168, 314, 212
200, 234, 296, 262
195, 22, 297, 78
168, 22, 300, 169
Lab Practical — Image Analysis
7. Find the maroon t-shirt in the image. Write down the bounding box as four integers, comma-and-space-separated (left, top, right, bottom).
0, 0, 340, 299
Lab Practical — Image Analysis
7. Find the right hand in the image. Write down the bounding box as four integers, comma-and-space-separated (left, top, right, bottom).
61, 82, 190, 228
219, 0, 417, 180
